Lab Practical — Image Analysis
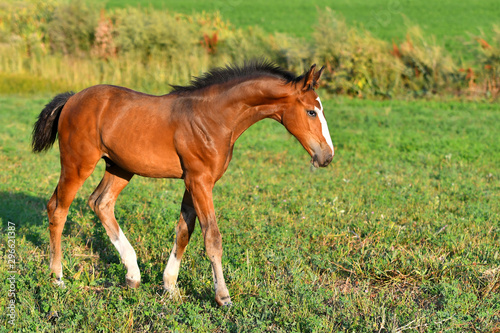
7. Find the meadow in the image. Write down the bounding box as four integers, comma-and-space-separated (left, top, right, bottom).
0, 95, 499, 331
1, 0, 499, 331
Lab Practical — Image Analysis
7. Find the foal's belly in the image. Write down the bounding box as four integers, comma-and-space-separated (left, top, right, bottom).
100, 118, 184, 178
105, 147, 184, 179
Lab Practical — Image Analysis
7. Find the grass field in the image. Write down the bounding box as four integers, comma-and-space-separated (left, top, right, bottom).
1, 0, 499, 330
104, 0, 500, 60
0, 95, 499, 331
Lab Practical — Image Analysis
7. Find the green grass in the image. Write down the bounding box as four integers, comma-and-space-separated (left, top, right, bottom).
104, 0, 500, 59
0, 95, 499, 331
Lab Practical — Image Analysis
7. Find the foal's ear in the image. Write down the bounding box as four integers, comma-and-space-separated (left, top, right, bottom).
312, 66, 325, 89
302, 64, 317, 91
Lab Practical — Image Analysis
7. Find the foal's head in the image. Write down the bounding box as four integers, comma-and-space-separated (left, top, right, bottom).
282, 65, 334, 168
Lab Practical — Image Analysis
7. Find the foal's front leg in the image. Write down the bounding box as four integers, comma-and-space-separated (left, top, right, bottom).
185, 175, 232, 306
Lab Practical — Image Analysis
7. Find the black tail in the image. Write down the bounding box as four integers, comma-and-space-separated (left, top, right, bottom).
32, 92, 75, 153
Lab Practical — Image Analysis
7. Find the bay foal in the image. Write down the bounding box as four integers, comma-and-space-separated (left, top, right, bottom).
32, 61, 334, 306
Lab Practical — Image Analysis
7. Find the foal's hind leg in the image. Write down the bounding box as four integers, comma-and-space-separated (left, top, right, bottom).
88, 162, 141, 287
164, 190, 197, 291
48, 160, 99, 286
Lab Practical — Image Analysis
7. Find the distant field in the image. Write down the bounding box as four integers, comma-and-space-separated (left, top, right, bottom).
1, 95, 499, 331
104, 0, 500, 59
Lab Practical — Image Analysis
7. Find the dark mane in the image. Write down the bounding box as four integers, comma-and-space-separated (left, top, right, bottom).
170, 60, 302, 93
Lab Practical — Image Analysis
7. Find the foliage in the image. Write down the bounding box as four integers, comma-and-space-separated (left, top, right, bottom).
0, 0, 499, 99
112, 8, 197, 60
105, 0, 500, 50
0, 96, 499, 331
217, 26, 277, 66
395, 26, 462, 96
0, 1, 283, 94
0, 0, 57, 56
46, 0, 98, 55
312, 8, 400, 98
271, 33, 313, 75
470, 25, 500, 98
311, 10, 472, 99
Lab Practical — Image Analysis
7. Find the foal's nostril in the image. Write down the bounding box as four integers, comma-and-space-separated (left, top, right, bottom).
322, 153, 333, 167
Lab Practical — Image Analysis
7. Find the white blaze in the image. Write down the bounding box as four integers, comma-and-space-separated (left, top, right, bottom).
314, 97, 334, 155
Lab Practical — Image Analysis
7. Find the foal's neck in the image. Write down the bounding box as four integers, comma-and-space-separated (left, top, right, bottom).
218, 77, 292, 145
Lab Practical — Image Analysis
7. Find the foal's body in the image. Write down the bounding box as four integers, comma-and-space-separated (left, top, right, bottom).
32, 62, 333, 306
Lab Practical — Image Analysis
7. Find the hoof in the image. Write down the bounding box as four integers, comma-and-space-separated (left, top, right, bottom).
164, 284, 182, 301
53, 278, 65, 288
126, 277, 140, 288
222, 301, 233, 307
163, 283, 178, 293
216, 295, 232, 307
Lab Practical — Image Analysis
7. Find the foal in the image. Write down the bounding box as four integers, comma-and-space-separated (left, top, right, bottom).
32, 61, 334, 306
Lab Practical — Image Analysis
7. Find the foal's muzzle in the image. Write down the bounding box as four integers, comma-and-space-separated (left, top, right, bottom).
311, 151, 333, 168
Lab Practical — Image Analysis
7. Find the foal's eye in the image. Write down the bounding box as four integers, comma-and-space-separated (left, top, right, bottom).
307, 110, 317, 117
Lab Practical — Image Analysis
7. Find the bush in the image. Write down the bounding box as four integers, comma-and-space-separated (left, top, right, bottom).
0, 0, 498, 100
0, 0, 57, 56
311, 9, 467, 98
46, 0, 99, 55
394, 26, 463, 96
271, 33, 313, 74
312, 8, 400, 98
113, 8, 199, 60
471, 25, 500, 99
217, 26, 276, 65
